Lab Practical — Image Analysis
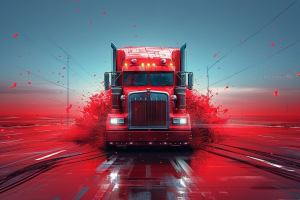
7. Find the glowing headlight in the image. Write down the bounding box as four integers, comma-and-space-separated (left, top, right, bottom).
173, 118, 187, 125
180, 118, 187, 124
110, 118, 124, 124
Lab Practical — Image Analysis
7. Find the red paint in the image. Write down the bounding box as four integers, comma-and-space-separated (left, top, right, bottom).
10, 82, 17, 88
274, 91, 278, 96
28, 82, 31, 85
13, 33, 18, 37
271, 43, 274, 46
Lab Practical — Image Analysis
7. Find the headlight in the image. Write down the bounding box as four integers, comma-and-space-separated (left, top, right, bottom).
173, 118, 187, 125
110, 118, 124, 124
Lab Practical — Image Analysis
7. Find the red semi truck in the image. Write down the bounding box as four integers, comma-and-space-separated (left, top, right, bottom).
104, 42, 193, 147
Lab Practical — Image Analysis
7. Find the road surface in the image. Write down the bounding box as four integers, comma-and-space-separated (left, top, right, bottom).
0, 124, 300, 199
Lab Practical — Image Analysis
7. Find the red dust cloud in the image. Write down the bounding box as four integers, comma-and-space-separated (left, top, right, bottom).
64, 88, 229, 149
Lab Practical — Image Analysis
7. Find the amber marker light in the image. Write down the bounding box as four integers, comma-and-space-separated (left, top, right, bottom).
125, 63, 127, 66
153, 63, 155, 66
141, 63, 144, 66
147, 63, 150, 66
170, 63, 173, 66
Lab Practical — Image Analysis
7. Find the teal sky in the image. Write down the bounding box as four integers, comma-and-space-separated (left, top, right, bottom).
0, 0, 299, 116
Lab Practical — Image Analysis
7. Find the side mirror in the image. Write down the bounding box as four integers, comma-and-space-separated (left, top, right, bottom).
188, 72, 193, 90
104, 73, 110, 90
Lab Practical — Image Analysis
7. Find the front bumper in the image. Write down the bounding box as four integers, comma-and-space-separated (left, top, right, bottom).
106, 130, 192, 146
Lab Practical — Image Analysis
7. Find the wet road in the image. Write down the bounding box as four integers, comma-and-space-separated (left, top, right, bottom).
1, 124, 300, 199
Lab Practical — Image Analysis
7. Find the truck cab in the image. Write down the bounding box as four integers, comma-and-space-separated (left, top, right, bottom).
104, 43, 193, 147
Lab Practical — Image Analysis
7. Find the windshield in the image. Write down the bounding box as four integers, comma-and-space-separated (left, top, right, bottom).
124, 73, 148, 86
149, 72, 173, 86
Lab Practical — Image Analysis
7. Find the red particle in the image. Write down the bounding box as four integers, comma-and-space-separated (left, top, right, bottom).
10, 82, 17, 88
7, 136, 10, 139
13, 33, 18, 37
66, 104, 72, 113
28, 82, 31, 85
218, 68, 220, 69
271, 43, 274, 46
247, 4, 249, 6
226, 86, 229, 88
77, 0, 79, 1
133, 25, 136, 27
270, 152, 273, 155
63, 67, 66, 69
59, 55, 61, 57
94, 75, 96, 76
103, 11, 105, 15
59, 72, 61, 75
19, 56, 21, 57
76, 9, 79, 11
274, 91, 278, 96
1, 129, 4, 132
20, 73, 22, 75
28, 71, 30, 75
57, 81, 59, 83
298, 72, 300, 76
223, 109, 228, 114
216, 93, 218, 95
135, 36, 137, 37
214, 54, 218, 57
282, 74, 284, 76
62, 76, 64, 77
57, 23, 59, 24
90, 21, 92, 24
240, 40, 242, 42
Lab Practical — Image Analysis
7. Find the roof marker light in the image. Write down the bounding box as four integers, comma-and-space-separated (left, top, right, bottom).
125, 63, 127, 66
147, 63, 150, 66
170, 63, 173, 66
141, 63, 144, 66
153, 63, 155, 66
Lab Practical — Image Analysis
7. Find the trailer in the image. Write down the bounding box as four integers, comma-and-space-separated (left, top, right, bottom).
104, 42, 193, 147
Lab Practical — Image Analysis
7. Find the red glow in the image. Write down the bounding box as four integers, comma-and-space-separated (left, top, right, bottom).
94, 75, 96, 76
10, 82, 17, 88
271, 43, 274, 46
247, 4, 249, 6
28, 71, 30, 75
59, 55, 61, 57
90, 21, 92, 24
76, 9, 79, 11
63, 67, 66, 69
133, 25, 136, 27
13, 33, 18, 37
226, 86, 229, 88
298, 72, 300, 76
20, 73, 22, 75
240, 40, 242, 42
103, 11, 105, 15
28, 82, 31, 85
274, 91, 278, 96
59, 72, 61, 75
214, 54, 218, 57
1, 129, 4, 132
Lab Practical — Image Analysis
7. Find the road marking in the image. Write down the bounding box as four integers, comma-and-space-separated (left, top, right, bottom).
35, 150, 66, 161
246, 156, 295, 172
257, 135, 274, 138
4, 133, 23, 136
0, 139, 23, 143
73, 186, 90, 200
95, 155, 118, 173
